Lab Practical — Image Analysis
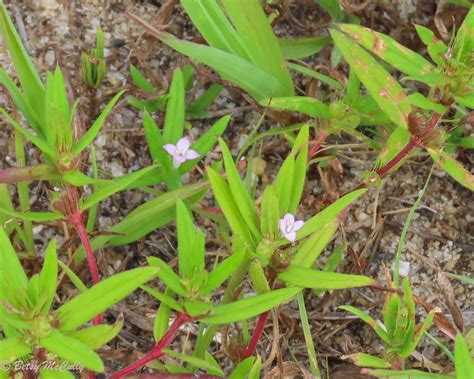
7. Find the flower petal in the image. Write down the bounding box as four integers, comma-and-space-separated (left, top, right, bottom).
283, 213, 294, 223
185, 149, 200, 160
293, 220, 305, 232
176, 137, 190, 151
163, 144, 176, 155
284, 231, 296, 242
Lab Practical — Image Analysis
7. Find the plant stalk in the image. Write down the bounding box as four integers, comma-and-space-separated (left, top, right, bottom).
110, 312, 191, 379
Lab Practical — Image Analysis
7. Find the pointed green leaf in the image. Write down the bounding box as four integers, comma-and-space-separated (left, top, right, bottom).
340, 305, 391, 344
202, 287, 300, 324
39, 329, 104, 372
331, 29, 410, 128
428, 148, 474, 191
263, 96, 331, 118
0, 336, 31, 361
147, 257, 186, 297
163, 69, 185, 144
56, 267, 159, 330
69, 320, 123, 350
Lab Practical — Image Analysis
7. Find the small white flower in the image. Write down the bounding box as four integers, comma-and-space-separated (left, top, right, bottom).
163, 137, 200, 168
279, 213, 304, 242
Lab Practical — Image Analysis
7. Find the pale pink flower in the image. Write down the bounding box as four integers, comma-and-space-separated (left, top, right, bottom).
279, 213, 304, 242
163, 137, 200, 168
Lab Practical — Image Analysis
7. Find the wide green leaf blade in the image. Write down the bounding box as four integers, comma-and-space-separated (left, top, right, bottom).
202, 287, 300, 324
162, 348, 225, 376
69, 320, 123, 350
263, 96, 331, 118
159, 32, 288, 100
181, 0, 248, 58
454, 333, 474, 379
56, 267, 159, 330
221, 0, 294, 95
0, 226, 28, 298
38, 240, 58, 312
279, 36, 331, 59
0, 2, 45, 124
331, 29, 411, 129
0, 336, 31, 361
176, 200, 199, 279
39, 329, 104, 372
219, 138, 260, 240
338, 23, 443, 85
279, 265, 374, 289
342, 353, 390, 368
163, 68, 185, 144
427, 148, 474, 191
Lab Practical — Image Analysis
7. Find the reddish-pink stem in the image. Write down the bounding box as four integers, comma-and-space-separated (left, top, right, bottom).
110, 312, 191, 379
243, 275, 276, 358
308, 131, 327, 159
69, 211, 102, 327
243, 310, 270, 359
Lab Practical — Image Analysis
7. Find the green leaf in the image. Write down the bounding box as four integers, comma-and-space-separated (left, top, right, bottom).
330, 29, 411, 129
73, 181, 209, 260
427, 148, 474, 191
279, 265, 374, 289
0, 207, 63, 221
141, 285, 183, 311
414, 24, 448, 66
58, 261, 87, 293
154, 288, 172, 341
249, 259, 270, 294
298, 189, 366, 239
219, 138, 260, 240
407, 93, 446, 114
39, 329, 104, 372
181, 0, 248, 58
177, 200, 202, 279
292, 220, 339, 268
375, 126, 411, 169
159, 32, 290, 100
130, 65, 157, 93
0, 336, 31, 361
289, 125, 309, 213
207, 168, 254, 246
38, 240, 58, 312
178, 115, 230, 174
79, 166, 156, 210
0, 2, 45, 125
274, 154, 295, 216
220, 0, 294, 94
202, 287, 300, 324
297, 292, 321, 376
455, 333, 474, 379
163, 68, 185, 144
0, 226, 28, 300
279, 36, 331, 59
263, 96, 331, 118
56, 267, 159, 331
340, 305, 391, 344
71, 90, 125, 157
342, 353, 390, 368
260, 185, 280, 238
453, 6, 474, 62
69, 319, 123, 350
184, 300, 212, 317
148, 257, 187, 297
199, 240, 246, 295
162, 348, 224, 376
338, 23, 443, 85
229, 357, 256, 379
445, 273, 474, 286
39, 368, 75, 379
248, 355, 262, 379
0, 108, 57, 158
187, 83, 223, 117
143, 111, 168, 166
383, 294, 401, 339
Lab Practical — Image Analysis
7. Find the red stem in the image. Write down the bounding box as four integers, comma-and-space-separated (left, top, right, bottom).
110, 312, 191, 379
308, 131, 327, 159
69, 211, 102, 327
243, 274, 276, 358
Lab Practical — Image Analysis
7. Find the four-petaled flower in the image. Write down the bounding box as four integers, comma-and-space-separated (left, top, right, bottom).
163, 137, 200, 168
279, 213, 304, 242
